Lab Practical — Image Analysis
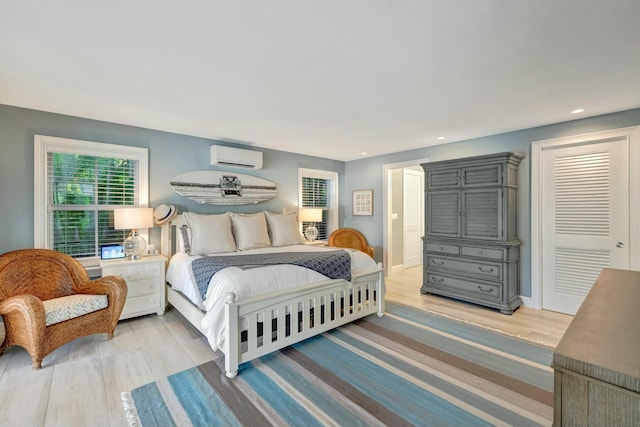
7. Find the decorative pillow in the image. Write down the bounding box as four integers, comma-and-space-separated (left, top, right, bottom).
230, 212, 271, 250
265, 211, 304, 247
184, 212, 236, 255
178, 224, 191, 253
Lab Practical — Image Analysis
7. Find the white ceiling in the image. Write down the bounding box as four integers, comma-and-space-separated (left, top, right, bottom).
1, 1, 639, 161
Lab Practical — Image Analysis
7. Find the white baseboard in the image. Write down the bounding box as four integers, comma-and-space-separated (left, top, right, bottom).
389, 264, 404, 276
520, 296, 537, 308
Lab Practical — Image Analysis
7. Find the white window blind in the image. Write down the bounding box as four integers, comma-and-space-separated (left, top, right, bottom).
298, 168, 338, 240
34, 135, 149, 259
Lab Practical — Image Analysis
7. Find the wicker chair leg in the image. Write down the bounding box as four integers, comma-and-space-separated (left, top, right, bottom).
107, 332, 114, 339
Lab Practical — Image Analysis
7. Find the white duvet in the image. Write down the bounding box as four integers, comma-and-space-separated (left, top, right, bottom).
166, 245, 378, 351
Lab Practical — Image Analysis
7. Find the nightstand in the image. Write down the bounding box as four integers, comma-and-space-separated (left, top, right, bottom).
101, 255, 166, 320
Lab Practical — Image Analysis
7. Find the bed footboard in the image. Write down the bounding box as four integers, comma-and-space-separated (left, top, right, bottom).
223, 266, 384, 378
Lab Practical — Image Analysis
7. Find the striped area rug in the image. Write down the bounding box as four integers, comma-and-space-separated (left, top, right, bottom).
122, 302, 554, 426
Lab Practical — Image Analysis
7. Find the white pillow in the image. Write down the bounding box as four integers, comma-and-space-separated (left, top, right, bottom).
230, 213, 271, 251
265, 211, 304, 247
183, 212, 236, 255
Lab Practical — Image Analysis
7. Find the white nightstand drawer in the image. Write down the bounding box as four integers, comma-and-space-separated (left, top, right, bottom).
102, 262, 162, 282
121, 295, 161, 319
127, 278, 161, 298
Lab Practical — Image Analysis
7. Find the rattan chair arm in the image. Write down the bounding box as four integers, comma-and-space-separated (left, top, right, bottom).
0, 294, 46, 330
73, 276, 128, 303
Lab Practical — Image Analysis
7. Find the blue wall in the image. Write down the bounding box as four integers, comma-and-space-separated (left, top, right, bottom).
343, 108, 640, 297
0, 104, 344, 252
2, 103, 639, 298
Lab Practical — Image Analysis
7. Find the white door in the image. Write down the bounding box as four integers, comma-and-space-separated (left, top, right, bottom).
403, 168, 423, 268
541, 137, 629, 314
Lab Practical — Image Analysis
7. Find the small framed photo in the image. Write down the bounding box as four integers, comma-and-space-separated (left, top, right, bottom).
353, 189, 373, 216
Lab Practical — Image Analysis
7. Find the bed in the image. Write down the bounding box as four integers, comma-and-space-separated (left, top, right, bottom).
160, 211, 385, 378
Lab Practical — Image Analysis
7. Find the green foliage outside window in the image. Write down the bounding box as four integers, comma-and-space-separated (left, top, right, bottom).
50, 153, 136, 257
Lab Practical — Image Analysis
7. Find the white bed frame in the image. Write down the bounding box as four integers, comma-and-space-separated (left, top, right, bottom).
160, 214, 385, 378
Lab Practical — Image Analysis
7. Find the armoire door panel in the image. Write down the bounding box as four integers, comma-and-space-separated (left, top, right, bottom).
462, 164, 502, 187
427, 169, 460, 189
462, 189, 501, 240
427, 191, 460, 237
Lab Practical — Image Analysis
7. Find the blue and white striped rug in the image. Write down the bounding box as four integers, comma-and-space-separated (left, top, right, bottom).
122, 302, 554, 426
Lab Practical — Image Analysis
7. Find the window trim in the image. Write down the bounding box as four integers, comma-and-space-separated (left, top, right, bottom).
34, 135, 149, 256
297, 167, 339, 239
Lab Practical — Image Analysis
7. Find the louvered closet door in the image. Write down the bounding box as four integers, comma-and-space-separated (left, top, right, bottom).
541, 138, 629, 314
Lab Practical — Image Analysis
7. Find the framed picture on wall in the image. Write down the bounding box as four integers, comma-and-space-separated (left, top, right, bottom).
353, 189, 373, 216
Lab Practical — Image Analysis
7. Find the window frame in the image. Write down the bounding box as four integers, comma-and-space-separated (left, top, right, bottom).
34, 135, 149, 260
297, 167, 339, 240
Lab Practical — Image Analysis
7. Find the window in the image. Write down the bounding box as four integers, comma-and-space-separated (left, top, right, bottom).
298, 168, 339, 240
34, 135, 148, 260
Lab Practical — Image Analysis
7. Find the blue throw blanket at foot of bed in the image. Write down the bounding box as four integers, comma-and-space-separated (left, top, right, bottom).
191, 250, 352, 300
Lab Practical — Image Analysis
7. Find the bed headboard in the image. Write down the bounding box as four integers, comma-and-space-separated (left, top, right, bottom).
160, 214, 187, 259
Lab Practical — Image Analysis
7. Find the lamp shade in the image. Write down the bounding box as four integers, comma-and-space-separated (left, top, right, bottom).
300, 208, 322, 223
114, 208, 154, 230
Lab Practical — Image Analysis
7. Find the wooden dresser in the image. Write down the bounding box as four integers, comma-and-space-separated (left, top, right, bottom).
420, 152, 522, 314
552, 268, 640, 426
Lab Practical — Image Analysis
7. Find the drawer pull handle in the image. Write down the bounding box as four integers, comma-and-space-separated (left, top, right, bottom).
477, 286, 494, 293
431, 260, 445, 266
478, 250, 483, 255
431, 276, 445, 283
439, 246, 444, 250
478, 267, 494, 273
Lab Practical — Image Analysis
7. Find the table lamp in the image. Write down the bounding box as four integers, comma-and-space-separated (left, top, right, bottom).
114, 207, 154, 260
300, 208, 322, 241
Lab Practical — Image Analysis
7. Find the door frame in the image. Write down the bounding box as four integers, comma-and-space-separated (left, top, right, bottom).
382, 158, 429, 277
530, 126, 640, 309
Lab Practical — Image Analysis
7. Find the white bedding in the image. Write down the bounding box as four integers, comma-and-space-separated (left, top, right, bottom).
166, 244, 378, 350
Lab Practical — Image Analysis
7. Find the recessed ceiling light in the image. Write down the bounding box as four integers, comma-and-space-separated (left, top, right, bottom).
437, 136, 446, 140
571, 108, 585, 114
360, 152, 367, 155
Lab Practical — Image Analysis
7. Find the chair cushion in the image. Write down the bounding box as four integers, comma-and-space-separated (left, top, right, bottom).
42, 294, 108, 326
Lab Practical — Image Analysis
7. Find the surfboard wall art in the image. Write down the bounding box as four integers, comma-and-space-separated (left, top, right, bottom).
170, 170, 278, 205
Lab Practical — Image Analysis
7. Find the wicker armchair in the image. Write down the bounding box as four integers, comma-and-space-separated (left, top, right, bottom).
328, 228, 375, 258
0, 249, 127, 369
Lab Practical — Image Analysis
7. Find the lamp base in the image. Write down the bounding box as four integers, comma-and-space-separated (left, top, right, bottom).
123, 231, 147, 261
304, 225, 318, 242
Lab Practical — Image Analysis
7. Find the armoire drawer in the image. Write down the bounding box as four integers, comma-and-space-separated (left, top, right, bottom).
426, 255, 502, 280
460, 246, 504, 261
425, 273, 502, 302
425, 243, 460, 255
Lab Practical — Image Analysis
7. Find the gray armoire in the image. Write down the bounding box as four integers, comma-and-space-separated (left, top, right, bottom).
421, 152, 522, 314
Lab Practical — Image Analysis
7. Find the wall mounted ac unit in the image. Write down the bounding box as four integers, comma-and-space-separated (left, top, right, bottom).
210, 145, 263, 169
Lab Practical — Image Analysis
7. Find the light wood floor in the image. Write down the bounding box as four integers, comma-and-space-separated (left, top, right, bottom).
0, 267, 573, 427
385, 266, 573, 348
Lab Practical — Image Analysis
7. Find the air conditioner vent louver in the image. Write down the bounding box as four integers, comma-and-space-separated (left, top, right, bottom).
210, 145, 263, 169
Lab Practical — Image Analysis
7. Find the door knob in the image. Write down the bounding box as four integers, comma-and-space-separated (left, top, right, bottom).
616, 242, 625, 248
